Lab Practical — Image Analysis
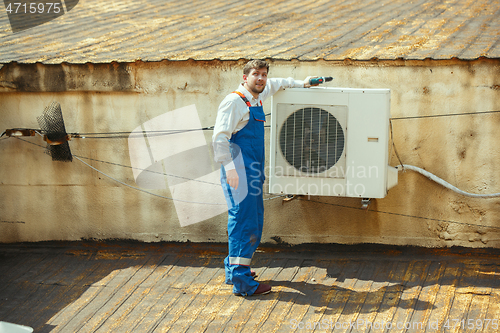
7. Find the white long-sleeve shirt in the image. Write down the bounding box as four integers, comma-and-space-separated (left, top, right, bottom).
212, 77, 305, 171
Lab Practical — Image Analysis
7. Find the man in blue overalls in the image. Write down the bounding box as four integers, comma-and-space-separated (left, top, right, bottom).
212, 60, 316, 296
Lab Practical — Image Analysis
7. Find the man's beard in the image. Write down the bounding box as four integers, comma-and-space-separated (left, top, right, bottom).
250, 84, 265, 95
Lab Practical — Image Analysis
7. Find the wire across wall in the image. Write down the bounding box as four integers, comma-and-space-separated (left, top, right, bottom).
2, 109, 500, 231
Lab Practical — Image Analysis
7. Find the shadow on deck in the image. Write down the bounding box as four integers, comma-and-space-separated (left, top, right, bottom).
0, 241, 499, 332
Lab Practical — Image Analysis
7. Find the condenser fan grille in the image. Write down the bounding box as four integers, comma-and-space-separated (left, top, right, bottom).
279, 107, 344, 174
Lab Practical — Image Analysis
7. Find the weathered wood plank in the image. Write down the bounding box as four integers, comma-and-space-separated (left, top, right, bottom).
463, 263, 496, 333
350, 260, 396, 332
203, 257, 288, 332
309, 259, 364, 328
1, 252, 75, 323
50, 254, 152, 332
484, 264, 500, 333
45, 257, 127, 331
0, 251, 47, 294
93, 252, 170, 332
130, 257, 201, 332
406, 260, 447, 332
226, 258, 297, 333
447, 263, 482, 333
334, 260, 378, 332
368, 260, 412, 332
101, 254, 180, 332
332, 260, 375, 329
389, 260, 432, 333
183, 267, 236, 333
246, 258, 310, 332
424, 262, 462, 333
218, 258, 277, 332
184, 255, 271, 333
274, 259, 329, 333
151, 257, 222, 332
1, 243, 500, 333
15, 251, 99, 331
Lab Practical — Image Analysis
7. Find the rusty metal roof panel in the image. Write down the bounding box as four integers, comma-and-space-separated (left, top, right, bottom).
0, 0, 499, 64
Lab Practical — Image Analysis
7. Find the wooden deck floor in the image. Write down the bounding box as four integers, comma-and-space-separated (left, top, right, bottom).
0, 241, 499, 332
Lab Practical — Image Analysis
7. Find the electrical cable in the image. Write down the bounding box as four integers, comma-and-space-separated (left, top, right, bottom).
73, 156, 227, 205
75, 156, 285, 203
389, 119, 404, 168
13, 136, 226, 205
297, 197, 500, 231
71, 154, 286, 202
75, 128, 214, 135
390, 110, 500, 120
1, 127, 217, 140
10, 136, 285, 205
74, 155, 221, 187
5, 110, 499, 140
73, 127, 216, 139
2, 110, 267, 141
1, 113, 269, 140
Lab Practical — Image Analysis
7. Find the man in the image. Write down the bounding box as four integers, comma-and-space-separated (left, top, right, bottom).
212, 60, 316, 296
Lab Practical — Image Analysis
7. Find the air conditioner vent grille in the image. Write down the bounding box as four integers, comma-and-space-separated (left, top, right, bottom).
279, 107, 345, 174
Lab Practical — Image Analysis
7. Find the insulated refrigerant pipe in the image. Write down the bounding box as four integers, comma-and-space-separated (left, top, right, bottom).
399, 164, 500, 198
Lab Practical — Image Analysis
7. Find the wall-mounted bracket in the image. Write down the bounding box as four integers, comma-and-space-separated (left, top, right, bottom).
361, 198, 371, 209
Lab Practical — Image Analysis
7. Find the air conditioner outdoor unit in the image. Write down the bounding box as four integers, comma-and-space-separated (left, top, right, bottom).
269, 87, 398, 199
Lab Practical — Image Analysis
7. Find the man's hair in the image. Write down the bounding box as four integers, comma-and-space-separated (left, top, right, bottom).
243, 60, 269, 75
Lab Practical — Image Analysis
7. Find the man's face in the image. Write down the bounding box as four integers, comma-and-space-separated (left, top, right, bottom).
243, 67, 268, 96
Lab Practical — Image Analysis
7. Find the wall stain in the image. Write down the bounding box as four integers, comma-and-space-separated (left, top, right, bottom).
0, 62, 133, 92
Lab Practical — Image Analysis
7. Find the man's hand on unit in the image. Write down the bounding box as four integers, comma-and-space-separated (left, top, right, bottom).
304, 76, 319, 88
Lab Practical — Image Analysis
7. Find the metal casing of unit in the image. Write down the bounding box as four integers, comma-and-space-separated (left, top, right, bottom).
269, 87, 398, 198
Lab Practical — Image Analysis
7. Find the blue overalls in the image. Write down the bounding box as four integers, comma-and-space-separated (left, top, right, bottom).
220, 91, 266, 296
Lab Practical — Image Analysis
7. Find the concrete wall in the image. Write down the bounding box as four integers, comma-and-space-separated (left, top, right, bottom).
1, 59, 500, 247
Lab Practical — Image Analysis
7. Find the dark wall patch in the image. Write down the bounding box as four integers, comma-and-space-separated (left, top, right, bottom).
112, 63, 133, 91
0, 63, 41, 91
43, 64, 67, 92
0, 62, 134, 92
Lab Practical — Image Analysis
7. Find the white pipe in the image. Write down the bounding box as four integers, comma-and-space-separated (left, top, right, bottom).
399, 164, 500, 198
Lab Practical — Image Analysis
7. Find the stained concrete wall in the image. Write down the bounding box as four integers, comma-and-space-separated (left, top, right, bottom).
1, 59, 500, 247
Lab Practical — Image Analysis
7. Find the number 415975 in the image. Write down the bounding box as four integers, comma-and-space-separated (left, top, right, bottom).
443, 318, 498, 330
5, 2, 62, 14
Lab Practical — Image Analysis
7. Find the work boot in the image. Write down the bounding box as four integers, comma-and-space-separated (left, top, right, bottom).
234, 283, 271, 296
253, 283, 271, 295
233, 283, 271, 296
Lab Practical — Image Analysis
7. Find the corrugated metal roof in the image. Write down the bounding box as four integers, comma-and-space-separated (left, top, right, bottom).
0, 0, 499, 64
